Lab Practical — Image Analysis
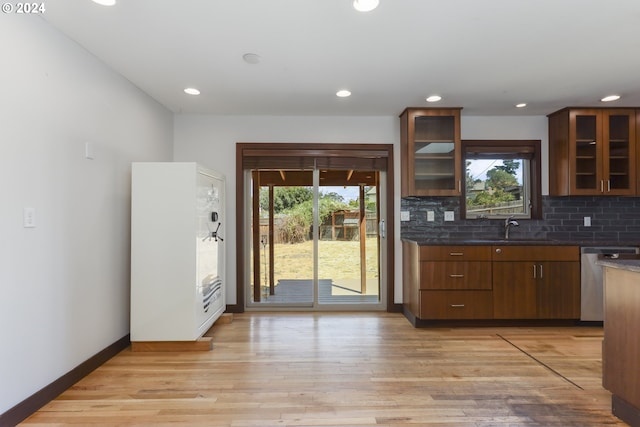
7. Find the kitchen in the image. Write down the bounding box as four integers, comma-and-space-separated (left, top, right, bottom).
400, 108, 640, 324
4, 1, 640, 426
400, 107, 640, 425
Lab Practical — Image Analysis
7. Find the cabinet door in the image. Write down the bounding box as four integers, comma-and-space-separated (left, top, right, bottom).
569, 109, 603, 195
493, 262, 537, 319
400, 108, 461, 196
567, 108, 636, 195
602, 110, 636, 195
537, 262, 580, 319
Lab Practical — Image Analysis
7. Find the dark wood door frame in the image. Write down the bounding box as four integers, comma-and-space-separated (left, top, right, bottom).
232, 142, 397, 313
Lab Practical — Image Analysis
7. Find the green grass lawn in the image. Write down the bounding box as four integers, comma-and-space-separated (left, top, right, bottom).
254, 237, 379, 285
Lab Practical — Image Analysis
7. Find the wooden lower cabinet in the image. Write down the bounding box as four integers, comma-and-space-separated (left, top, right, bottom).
403, 242, 581, 321
493, 261, 580, 319
419, 290, 493, 319
492, 246, 580, 320
402, 241, 494, 320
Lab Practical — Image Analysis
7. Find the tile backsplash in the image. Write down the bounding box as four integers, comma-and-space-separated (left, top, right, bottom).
400, 196, 640, 243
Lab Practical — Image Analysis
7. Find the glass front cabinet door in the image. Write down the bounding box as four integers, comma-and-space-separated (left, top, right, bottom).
603, 110, 636, 195
400, 108, 462, 197
569, 109, 636, 195
549, 108, 637, 196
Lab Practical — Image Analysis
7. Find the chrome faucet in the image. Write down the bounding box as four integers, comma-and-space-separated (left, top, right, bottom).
504, 216, 519, 239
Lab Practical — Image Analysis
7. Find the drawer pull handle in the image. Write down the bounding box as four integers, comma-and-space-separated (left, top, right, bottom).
449, 274, 464, 278
450, 304, 465, 308
449, 252, 464, 256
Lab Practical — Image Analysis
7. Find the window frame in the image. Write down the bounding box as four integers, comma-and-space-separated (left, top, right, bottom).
461, 139, 542, 220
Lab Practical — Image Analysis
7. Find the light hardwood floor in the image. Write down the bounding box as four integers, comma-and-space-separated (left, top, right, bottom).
21, 313, 625, 426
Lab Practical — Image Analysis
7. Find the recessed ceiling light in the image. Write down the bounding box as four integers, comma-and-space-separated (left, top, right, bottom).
601, 95, 621, 102
353, 0, 379, 12
184, 88, 201, 96
91, 0, 116, 5
336, 90, 351, 98
516, 103, 527, 108
426, 95, 442, 102
242, 53, 261, 64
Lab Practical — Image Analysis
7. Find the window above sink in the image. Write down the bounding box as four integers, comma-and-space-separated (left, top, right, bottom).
461, 139, 542, 220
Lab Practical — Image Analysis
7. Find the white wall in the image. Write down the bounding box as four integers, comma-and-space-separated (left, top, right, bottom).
173, 114, 549, 307
0, 17, 173, 413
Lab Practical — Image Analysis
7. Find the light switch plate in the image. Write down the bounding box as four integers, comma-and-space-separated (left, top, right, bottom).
23, 208, 36, 228
584, 216, 591, 227
400, 211, 410, 221
444, 211, 455, 222
427, 211, 435, 222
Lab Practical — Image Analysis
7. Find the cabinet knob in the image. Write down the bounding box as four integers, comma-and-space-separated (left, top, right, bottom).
495, 248, 502, 254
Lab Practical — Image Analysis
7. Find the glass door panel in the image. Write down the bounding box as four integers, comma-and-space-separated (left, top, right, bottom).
248, 168, 383, 309
413, 116, 456, 192
249, 171, 315, 306
606, 113, 632, 192
317, 179, 380, 305
574, 114, 599, 190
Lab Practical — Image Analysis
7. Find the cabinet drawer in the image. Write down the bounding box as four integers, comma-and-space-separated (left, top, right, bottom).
419, 290, 493, 319
491, 245, 579, 262
420, 261, 491, 290
420, 245, 492, 261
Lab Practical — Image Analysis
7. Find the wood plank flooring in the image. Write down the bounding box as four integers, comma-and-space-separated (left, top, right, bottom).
21, 313, 625, 426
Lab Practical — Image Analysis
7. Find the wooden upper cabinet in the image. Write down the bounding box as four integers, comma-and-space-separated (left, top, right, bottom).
400, 108, 462, 196
548, 108, 637, 196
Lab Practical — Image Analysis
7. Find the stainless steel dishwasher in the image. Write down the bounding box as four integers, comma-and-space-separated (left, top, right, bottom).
580, 246, 639, 321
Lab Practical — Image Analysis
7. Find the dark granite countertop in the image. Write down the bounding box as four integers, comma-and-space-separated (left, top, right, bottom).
402, 237, 640, 247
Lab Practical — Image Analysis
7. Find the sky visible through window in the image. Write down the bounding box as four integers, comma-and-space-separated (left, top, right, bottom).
325, 186, 359, 202
468, 159, 523, 184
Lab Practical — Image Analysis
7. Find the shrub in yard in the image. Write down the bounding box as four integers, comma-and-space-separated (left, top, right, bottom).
278, 209, 310, 243
266, 189, 353, 244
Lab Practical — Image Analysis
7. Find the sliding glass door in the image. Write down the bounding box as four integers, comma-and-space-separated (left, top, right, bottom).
247, 167, 385, 310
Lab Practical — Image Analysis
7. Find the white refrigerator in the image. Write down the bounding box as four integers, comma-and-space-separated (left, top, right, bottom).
131, 162, 225, 341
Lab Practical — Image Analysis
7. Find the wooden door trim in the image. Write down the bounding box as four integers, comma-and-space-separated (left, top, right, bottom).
232, 142, 396, 313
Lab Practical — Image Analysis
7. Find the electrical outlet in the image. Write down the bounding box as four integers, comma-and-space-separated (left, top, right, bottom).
85, 142, 94, 160
444, 211, 455, 222
400, 211, 410, 221
427, 211, 435, 222
584, 216, 591, 227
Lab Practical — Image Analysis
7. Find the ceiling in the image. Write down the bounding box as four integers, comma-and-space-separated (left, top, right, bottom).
41, 0, 640, 117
